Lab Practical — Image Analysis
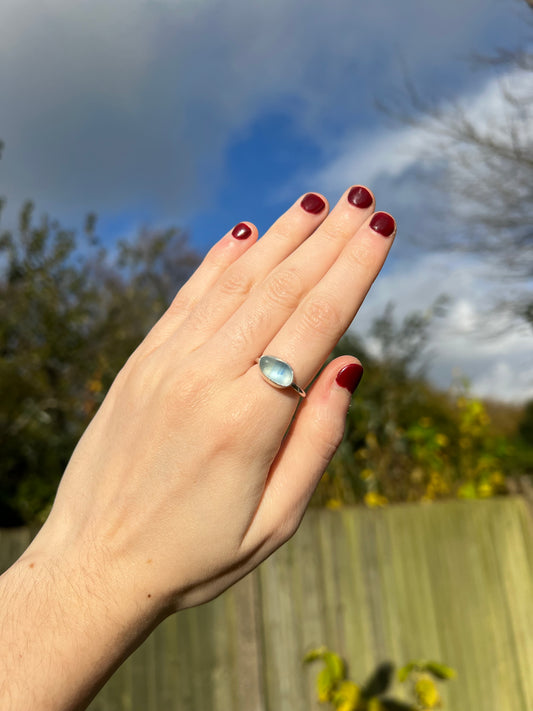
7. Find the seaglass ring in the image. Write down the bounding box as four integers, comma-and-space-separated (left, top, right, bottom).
256, 355, 306, 398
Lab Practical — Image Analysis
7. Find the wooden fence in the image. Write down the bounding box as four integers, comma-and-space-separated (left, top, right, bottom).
2, 497, 533, 711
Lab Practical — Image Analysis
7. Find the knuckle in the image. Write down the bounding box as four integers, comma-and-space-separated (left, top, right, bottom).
298, 296, 341, 338
165, 362, 213, 418
216, 397, 257, 442
316, 222, 342, 245
228, 308, 269, 351
347, 241, 374, 272
218, 268, 254, 299
266, 228, 290, 245
264, 267, 304, 310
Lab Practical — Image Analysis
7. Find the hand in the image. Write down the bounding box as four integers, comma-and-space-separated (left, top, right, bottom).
27, 186, 396, 616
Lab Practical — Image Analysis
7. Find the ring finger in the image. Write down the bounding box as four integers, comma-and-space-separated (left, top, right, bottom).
257, 211, 396, 393
204, 201, 393, 384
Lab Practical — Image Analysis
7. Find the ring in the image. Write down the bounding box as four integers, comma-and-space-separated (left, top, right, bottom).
256, 355, 306, 398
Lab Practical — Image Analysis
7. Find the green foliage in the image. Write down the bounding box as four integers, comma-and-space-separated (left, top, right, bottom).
312, 304, 533, 509
304, 647, 346, 703
0, 197, 200, 525
519, 400, 533, 443
397, 660, 456, 683
2, 167, 531, 524
304, 647, 359, 709
397, 660, 456, 710
305, 648, 456, 711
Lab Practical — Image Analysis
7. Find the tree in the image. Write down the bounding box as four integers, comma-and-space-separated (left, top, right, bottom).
379, 1, 533, 329
0, 194, 200, 525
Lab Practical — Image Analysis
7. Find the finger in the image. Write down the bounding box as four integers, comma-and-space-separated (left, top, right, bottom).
136, 221, 258, 356
241, 357, 363, 552
201, 186, 377, 365
173, 192, 331, 352
261, 211, 396, 387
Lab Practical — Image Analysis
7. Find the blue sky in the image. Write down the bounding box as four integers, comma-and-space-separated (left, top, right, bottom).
1, 0, 532, 400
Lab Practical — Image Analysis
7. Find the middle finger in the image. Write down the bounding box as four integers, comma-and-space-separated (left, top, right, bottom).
205, 189, 390, 372
175, 186, 374, 353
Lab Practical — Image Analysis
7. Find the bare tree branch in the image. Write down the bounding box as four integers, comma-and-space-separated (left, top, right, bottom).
378, 7, 533, 329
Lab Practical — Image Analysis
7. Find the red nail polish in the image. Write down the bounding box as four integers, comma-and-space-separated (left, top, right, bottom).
300, 193, 326, 214
232, 222, 252, 240
335, 363, 363, 393
348, 186, 373, 209
370, 212, 395, 237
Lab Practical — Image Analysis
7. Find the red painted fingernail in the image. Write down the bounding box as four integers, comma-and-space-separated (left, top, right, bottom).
370, 212, 395, 237
348, 186, 373, 209
300, 193, 326, 214
232, 222, 252, 240
336, 363, 363, 394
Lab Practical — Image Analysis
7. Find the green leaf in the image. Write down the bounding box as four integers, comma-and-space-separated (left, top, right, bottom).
317, 666, 334, 703
324, 651, 345, 685
457, 481, 478, 499
397, 662, 417, 683
332, 681, 361, 711
424, 661, 456, 680
303, 646, 329, 664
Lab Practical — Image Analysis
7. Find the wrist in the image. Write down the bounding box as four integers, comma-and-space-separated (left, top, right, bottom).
21, 520, 167, 630
1, 527, 165, 711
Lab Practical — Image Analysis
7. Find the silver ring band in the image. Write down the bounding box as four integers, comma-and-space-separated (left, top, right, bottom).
256, 355, 306, 398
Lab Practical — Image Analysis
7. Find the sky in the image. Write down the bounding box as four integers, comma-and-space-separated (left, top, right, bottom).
0, 0, 532, 402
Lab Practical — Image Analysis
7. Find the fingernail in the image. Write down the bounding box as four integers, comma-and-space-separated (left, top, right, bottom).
300, 193, 326, 214
335, 363, 364, 394
370, 212, 396, 237
347, 186, 373, 209
232, 222, 252, 240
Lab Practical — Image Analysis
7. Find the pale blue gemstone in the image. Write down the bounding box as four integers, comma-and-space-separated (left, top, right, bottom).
259, 355, 293, 388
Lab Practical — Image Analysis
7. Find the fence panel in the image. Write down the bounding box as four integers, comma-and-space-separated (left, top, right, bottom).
2, 497, 533, 711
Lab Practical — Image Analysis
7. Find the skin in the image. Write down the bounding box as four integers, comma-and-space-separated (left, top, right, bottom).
0, 186, 396, 711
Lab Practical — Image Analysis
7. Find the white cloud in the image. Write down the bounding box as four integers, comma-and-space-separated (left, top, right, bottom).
1, 0, 530, 403
0, 0, 525, 222
310, 62, 533, 403
312, 65, 531, 198
352, 252, 533, 403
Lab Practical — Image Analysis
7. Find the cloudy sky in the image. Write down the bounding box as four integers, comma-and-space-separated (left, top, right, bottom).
1, 0, 531, 401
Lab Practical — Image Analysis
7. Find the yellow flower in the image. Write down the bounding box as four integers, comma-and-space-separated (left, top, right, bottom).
477, 482, 493, 498
415, 675, 441, 708
490, 471, 505, 486
332, 681, 360, 711
365, 432, 378, 450
435, 433, 449, 447
430, 471, 450, 495
88, 378, 103, 393
364, 492, 388, 508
